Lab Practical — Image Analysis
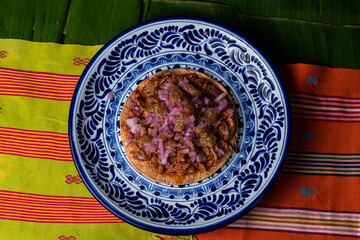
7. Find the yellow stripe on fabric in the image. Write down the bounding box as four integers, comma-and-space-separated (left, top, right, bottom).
0, 219, 186, 240
0, 95, 70, 133
0, 39, 102, 75
0, 154, 91, 197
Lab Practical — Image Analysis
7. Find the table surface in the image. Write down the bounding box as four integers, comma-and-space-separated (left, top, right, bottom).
0, 1, 359, 240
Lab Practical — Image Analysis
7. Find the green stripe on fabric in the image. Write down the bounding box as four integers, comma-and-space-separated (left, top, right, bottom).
0, 154, 91, 197
0, 39, 102, 75
0, 219, 192, 240
0, 95, 69, 133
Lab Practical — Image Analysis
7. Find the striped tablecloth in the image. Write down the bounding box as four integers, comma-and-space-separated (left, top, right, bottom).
0, 39, 359, 239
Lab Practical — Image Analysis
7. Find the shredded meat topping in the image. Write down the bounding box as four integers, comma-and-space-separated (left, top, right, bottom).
124, 72, 237, 176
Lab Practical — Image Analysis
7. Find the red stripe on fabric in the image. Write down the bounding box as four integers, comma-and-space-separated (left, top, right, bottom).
0, 199, 103, 209
291, 108, 360, 122
289, 92, 360, 103
291, 108, 360, 117
0, 143, 71, 156
0, 74, 78, 84
0, 190, 97, 202
0, 151, 73, 161
0, 196, 104, 209
0, 127, 72, 161
0, 214, 123, 224
0, 86, 74, 95
224, 226, 359, 239
0, 207, 115, 218
0, 81, 76, 90
0, 145, 69, 156
290, 98, 360, 109
257, 206, 360, 215
0, 76, 77, 87
0, 139, 70, 150
0, 67, 80, 78
0, 190, 124, 223
0, 207, 113, 216
0, 126, 68, 137
0, 67, 79, 101
291, 114, 360, 123
0, 92, 71, 101
0, 133, 69, 144
0, 91, 73, 101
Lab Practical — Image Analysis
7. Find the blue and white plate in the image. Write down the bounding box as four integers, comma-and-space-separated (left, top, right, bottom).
69, 17, 290, 235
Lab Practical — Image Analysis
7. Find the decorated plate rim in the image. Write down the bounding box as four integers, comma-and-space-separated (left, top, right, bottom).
68, 16, 291, 235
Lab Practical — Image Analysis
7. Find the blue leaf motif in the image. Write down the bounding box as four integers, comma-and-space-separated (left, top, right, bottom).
258, 83, 271, 102
72, 22, 288, 227
240, 174, 262, 195
230, 49, 244, 65
208, 38, 226, 50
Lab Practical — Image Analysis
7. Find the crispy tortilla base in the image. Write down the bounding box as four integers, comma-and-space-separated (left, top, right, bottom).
119, 69, 237, 185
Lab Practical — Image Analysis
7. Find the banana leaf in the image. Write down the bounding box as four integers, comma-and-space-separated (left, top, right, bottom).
0, 0, 359, 67
151, 0, 360, 25
237, 14, 360, 68
63, 0, 142, 45
0, 0, 70, 42
145, 0, 360, 68
145, 0, 241, 30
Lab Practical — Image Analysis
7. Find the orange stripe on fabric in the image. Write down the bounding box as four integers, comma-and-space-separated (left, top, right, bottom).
281, 168, 360, 176
196, 228, 356, 240
289, 119, 360, 154
242, 214, 359, 228
276, 63, 360, 97
282, 164, 360, 171
257, 173, 360, 212
196, 64, 360, 240
288, 152, 360, 161
0, 127, 72, 161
